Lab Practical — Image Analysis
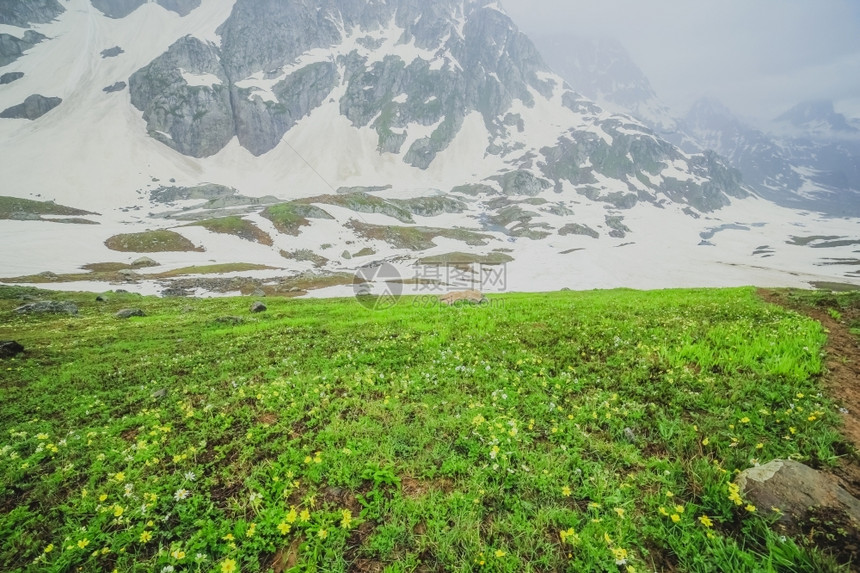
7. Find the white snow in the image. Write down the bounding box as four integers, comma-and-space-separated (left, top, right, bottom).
179, 68, 222, 88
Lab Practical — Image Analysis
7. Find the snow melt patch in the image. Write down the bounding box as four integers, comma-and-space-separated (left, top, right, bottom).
179, 68, 222, 88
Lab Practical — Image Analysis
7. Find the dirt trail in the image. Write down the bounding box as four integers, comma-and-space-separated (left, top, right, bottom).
759, 289, 860, 496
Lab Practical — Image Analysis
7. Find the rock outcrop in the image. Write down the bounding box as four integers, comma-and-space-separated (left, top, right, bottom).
0, 0, 64, 27
0, 341, 24, 358
0, 71, 23, 84
737, 460, 860, 527
0, 30, 46, 68
0, 94, 62, 120
15, 301, 78, 315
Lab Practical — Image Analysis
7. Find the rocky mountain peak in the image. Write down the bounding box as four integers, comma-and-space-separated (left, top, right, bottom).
775, 100, 858, 137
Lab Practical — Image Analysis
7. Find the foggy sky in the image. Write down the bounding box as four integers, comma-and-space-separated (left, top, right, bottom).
501, 0, 860, 123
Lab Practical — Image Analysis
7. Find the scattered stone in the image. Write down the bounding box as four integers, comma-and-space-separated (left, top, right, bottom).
114, 289, 129, 294
561, 287, 572, 292
161, 287, 190, 298
15, 301, 78, 315
100, 46, 124, 58
342, 250, 352, 260
250, 301, 267, 313
0, 94, 62, 120
0, 341, 24, 358
737, 460, 860, 527
151, 388, 167, 400
439, 290, 488, 306
116, 308, 145, 319
95, 295, 108, 302
103, 81, 127, 93
288, 287, 302, 293
215, 316, 244, 326
117, 269, 140, 279
250, 288, 266, 298
623, 427, 637, 443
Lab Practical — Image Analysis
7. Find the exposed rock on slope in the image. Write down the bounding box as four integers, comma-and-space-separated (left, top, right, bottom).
0, 30, 46, 68
0, 0, 64, 27
0, 94, 61, 120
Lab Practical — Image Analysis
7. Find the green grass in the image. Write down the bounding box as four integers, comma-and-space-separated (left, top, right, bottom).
0, 287, 850, 572
348, 222, 492, 250
0, 196, 96, 219
261, 204, 334, 236
186, 217, 273, 246
104, 230, 202, 253
417, 252, 514, 265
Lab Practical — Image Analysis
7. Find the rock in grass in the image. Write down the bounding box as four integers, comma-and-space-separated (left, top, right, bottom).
250, 301, 267, 313
439, 290, 487, 306
0, 341, 24, 358
151, 388, 167, 400
215, 316, 244, 325
737, 460, 860, 526
95, 295, 108, 302
131, 256, 159, 268
116, 308, 145, 319
15, 301, 78, 315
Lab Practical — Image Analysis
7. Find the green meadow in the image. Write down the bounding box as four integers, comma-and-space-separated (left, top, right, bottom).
0, 286, 853, 572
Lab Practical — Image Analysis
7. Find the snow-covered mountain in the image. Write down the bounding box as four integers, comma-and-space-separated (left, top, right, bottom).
1, 0, 858, 296
685, 98, 860, 216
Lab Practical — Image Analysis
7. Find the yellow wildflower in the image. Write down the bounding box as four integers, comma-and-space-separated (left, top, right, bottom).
277, 522, 291, 535
318, 529, 328, 539
340, 509, 353, 529
77, 539, 90, 549
140, 531, 152, 543
220, 559, 237, 573
614, 507, 625, 518
286, 507, 298, 523
670, 514, 680, 523
699, 515, 714, 527
494, 550, 506, 558
745, 504, 756, 513
44, 544, 54, 553
561, 486, 571, 497
113, 505, 124, 518
674, 505, 685, 514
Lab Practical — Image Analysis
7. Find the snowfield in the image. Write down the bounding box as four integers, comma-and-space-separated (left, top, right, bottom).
1, 0, 858, 297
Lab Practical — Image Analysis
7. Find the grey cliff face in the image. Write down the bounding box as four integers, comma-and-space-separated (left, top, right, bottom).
131, 0, 551, 161
129, 37, 233, 157
0, 0, 64, 27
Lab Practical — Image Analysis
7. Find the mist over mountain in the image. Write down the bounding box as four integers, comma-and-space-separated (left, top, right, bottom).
531, 32, 860, 217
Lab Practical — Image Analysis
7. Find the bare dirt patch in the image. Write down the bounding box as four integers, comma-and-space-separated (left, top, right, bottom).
759, 289, 860, 453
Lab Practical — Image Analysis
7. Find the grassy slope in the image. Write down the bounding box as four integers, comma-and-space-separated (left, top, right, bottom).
0, 287, 849, 572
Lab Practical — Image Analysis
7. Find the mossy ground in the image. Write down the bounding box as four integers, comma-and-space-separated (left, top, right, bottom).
0, 287, 855, 572
104, 230, 203, 253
